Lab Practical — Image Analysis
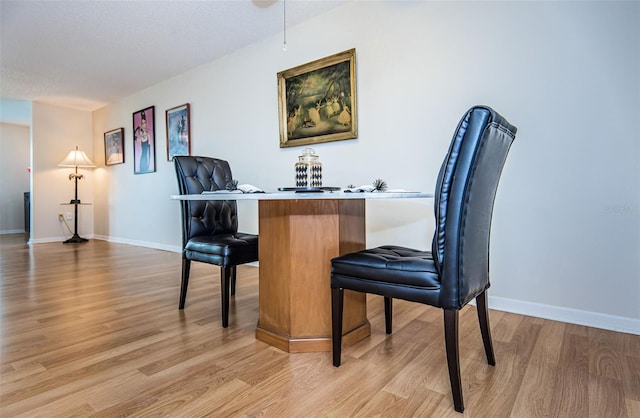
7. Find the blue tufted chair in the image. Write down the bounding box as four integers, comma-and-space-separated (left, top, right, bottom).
174, 156, 258, 328
330, 106, 517, 413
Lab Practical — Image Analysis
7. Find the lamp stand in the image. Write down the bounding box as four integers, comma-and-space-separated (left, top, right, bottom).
64, 166, 88, 244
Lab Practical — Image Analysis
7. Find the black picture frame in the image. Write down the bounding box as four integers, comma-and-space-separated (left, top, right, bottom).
104, 127, 124, 166
132, 106, 156, 174
165, 103, 191, 161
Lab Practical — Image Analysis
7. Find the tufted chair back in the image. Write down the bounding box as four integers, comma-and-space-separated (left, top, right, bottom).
174, 156, 238, 247
432, 106, 517, 309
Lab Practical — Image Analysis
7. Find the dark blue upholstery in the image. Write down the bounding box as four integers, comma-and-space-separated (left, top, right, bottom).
174, 156, 258, 328
330, 106, 517, 413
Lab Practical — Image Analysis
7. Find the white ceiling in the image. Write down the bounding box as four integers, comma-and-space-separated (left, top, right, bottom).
0, 0, 345, 112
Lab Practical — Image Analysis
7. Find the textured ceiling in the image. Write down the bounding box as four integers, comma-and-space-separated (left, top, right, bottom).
0, 0, 345, 111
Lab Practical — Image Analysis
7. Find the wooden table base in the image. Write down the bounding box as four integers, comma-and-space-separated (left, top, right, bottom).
256, 199, 370, 353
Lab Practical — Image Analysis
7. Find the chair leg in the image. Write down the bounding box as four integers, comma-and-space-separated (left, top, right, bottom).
384, 296, 393, 334
476, 291, 496, 366
331, 287, 344, 367
230, 266, 237, 296
444, 309, 464, 413
179, 258, 191, 309
220, 266, 233, 328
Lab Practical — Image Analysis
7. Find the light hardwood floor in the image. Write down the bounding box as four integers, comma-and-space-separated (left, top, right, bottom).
1, 234, 638, 417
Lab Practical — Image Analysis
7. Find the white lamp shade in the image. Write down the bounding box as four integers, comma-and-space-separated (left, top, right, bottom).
58, 146, 96, 168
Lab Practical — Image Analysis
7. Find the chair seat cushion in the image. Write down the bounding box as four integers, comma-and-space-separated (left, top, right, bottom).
331, 245, 440, 289
185, 233, 258, 265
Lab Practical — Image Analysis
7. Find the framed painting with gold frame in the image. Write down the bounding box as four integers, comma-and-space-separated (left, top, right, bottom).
278, 48, 357, 148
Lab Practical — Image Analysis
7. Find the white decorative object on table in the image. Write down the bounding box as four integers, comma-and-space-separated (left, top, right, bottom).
295, 148, 322, 187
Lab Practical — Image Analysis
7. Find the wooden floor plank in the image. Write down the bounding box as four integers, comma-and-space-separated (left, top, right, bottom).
550, 331, 590, 417
510, 320, 565, 417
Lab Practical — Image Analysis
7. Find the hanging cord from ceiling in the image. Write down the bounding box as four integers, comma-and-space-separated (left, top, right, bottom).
283, 0, 287, 51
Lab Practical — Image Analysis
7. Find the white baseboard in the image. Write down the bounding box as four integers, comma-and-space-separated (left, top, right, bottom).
30, 235, 75, 244
20, 235, 638, 335
0, 229, 26, 235
28, 235, 180, 254
488, 295, 640, 335
92, 234, 181, 253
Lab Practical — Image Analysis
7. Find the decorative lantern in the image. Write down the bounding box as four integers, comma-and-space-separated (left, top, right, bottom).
295, 147, 322, 188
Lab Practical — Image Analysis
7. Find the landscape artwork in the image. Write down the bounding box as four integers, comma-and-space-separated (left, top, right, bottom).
278, 49, 357, 147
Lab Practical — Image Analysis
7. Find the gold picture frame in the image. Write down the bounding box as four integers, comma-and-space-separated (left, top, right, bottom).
278, 48, 357, 148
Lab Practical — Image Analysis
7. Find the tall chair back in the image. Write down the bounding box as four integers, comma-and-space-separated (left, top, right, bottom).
433, 107, 517, 309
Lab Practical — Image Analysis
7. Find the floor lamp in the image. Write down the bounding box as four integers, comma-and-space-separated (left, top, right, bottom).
58, 146, 96, 244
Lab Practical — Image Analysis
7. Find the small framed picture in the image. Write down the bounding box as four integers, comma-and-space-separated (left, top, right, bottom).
132, 106, 156, 174
278, 48, 357, 148
165, 103, 190, 161
104, 128, 124, 166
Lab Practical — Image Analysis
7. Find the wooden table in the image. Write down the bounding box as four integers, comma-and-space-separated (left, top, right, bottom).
171, 191, 432, 353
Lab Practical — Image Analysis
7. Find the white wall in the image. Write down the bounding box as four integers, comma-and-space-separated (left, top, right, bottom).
31, 102, 94, 242
0, 99, 31, 126
0, 122, 30, 233
92, 1, 639, 332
